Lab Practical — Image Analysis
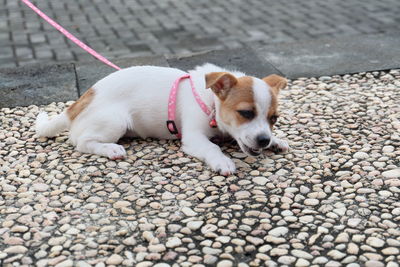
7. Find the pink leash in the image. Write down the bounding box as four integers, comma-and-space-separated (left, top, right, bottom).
21, 0, 121, 71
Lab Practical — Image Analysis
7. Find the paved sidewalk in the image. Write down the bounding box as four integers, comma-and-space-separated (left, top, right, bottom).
1, 0, 400, 67
1, 69, 399, 266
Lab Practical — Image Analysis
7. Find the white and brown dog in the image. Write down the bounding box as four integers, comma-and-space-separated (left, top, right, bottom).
36, 64, 289, 175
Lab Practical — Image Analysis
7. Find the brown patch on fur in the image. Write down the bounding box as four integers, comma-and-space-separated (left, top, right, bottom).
263, 74, 286, 128
267, 88, 278, 128
67, 88, 95, 121
219, 76, 255, 126
262, 74, 287, 95
205, 72, 238, 100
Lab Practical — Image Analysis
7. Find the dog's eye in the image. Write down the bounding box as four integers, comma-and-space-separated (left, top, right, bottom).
237, 110, 255, 120
269, 115, 279, 124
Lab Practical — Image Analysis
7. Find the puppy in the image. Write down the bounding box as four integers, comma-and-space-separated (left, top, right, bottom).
36, 64, 289, 175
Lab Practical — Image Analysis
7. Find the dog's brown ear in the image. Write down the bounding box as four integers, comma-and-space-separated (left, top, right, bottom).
262, 74, 287, 94
205, 72, 238, 100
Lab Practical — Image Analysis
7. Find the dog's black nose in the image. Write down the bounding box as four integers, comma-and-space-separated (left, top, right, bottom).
256, 135, 270, 148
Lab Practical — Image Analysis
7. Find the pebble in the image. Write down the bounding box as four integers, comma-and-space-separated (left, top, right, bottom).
366, 237, 385, 248
253, 176, 268, 185
187, 221, 203, 231
106, 254, 124, 265
353, 152, 369, 159
304, 198, 319, 206
32, 183, 50, 192
4, 246, 28, 254
382, 169, 400, 179
347, 218, 361, 228
55, 260, 73, 267
216, 260, 233, 267
270, 248, 288, 256
291, 249, 313, 259
278, 255, 296, 264
347, 243, 359, 254
295, 258, 310, 267
166, 237, 182, 248
181, 207, 197, 216
268, 226, 288, 237
327, 250, 346, 260
382, 145, 395, 153
382, 247, 399, 255
365, 260, 384, 267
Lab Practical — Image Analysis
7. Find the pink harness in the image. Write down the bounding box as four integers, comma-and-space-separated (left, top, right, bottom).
167, 74, 217, 138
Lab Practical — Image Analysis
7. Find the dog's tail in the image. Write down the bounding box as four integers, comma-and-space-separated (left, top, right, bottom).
35, 111, 70, 137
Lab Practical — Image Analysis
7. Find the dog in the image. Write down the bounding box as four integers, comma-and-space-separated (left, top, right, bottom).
36, 63, 289, 175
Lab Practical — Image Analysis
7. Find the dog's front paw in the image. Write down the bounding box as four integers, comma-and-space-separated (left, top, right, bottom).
269, 139, 289, 153
208, 155, 236, 176
104, 144, 127, 160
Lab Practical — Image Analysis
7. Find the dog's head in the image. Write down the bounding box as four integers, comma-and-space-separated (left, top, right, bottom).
206, 72, 287, 156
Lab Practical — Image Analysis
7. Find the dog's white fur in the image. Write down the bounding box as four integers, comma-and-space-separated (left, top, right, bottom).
36, 64, 288, 175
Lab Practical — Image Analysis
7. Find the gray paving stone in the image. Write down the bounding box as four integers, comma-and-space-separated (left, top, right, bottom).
75, 56, 169, 95
256, 34, 400, 79
3, 0, 400, 68
168, 47, 282, 79
0, 63, 77, 108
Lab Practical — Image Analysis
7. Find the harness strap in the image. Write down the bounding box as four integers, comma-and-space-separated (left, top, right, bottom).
167, 74, 215, 138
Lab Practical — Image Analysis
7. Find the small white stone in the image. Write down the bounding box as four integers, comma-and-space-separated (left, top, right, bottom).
253, 176, 268, 185
382, 169, 400, 179
382, 247, 399, 255
246, 236, 264, 245
270, 248, 288, 256
299, 215, 314, 223
4, 245, 28, 254
32, 183, 49, 192
327, 250, 346, 260
106, 254, 124, 265
335, 232, 349, 243
55, 260, 73, 267
166, 237, 182, 248
216, 260, 233, 267
353, 152, 369, 159
181, 207, 197, 216
347, 218, 361, 228
366, 237, 385, 248
291, 249, 313, 259
122, 236, 137, 246
202, 247, 222, 255
365, 260, 384, 267
278, 256, 296, 265
295, 258, 310, 267
76, 261, 91, 267
187, 221, 203, 231
162, 191, 175, 200
382, 145, 395, 153
216, 236, 231, 243
148, 244, 166, 253
392, 208, 400, 216
268, 226, 288, 237
312, 257, 328, 264
113, 201, 130, 209
304, 198, 319, 206
201, 224, 217, 234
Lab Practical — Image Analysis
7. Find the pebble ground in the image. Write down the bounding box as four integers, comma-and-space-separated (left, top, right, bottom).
1, 70, 400, 266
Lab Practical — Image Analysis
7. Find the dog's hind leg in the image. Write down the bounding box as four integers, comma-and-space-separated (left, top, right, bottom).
72, 113, 130, 160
